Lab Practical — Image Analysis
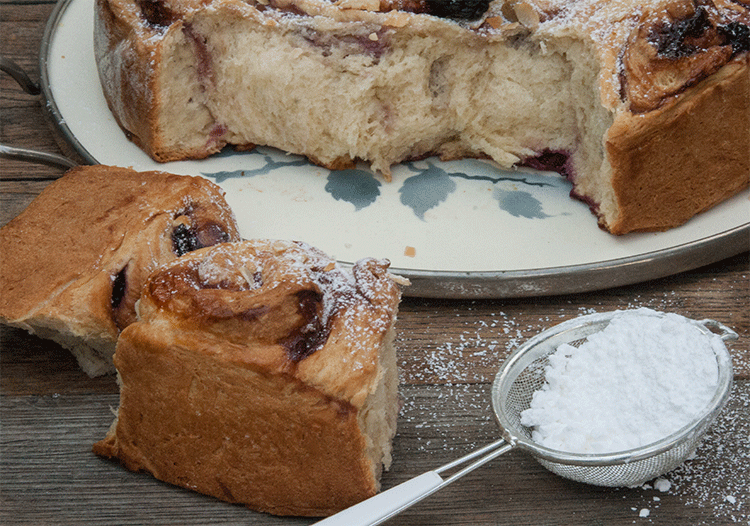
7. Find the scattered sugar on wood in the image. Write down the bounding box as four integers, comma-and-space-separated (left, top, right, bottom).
394, 294, 747, 523
650, 382, 750, 524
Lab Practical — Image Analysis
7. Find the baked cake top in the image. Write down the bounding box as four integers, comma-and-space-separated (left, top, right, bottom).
134, 239, 406, 407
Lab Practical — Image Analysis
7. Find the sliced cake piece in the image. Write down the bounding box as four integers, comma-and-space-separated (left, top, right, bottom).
0, 165, 241, 376
93, 240, 406, 516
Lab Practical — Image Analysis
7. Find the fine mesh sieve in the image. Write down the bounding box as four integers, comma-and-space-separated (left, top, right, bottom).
492, 310, 735, 488
316, 310, 737, 526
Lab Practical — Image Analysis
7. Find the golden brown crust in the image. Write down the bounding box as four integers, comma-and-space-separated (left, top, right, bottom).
606, 55, 750, 234
94, 0, 159, 159
93, 240, 404, 516
95, 0, 222, 162
0, 165, 240, 376
93, 324, 376, 516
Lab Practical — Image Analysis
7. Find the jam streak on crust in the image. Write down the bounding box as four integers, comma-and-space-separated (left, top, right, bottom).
135, 0, 177, 29
171, 206, 234, 257
111, 266, 129, 312
279, 289, 327, 362
111, 265, 134, 331
621, 1, 749, 113
144, 249, 350, 364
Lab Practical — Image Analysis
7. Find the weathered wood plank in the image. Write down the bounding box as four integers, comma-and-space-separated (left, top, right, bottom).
1, 2, 747, 525
1, 383, 748, 525
1, 2, 79, 180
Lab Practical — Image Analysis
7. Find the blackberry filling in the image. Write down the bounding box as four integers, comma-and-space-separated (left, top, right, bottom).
377, 0, 490, 20
172, 223, 201, 256
650, 6, 713, 59
171, 221, 232, 256
649, 5, 749, 59
280, 289, 327, 362
425, 0, 491, 20
111, 266, 128, 311
718, 21, 750, 55
519, 150, 571, 178
111, 265, 133, 331
135, 0, 177, 29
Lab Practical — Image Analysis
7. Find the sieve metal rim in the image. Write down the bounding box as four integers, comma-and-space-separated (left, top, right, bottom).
490, 309, 735, 468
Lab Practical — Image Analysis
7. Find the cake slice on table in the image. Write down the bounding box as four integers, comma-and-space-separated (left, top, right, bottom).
93, 240, 406, 517
0, 165, 241, 376
94, 0, 749, 234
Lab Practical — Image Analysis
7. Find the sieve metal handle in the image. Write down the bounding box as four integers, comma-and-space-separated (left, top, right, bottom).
698, 319, 739, 342
314, 438, 514, 526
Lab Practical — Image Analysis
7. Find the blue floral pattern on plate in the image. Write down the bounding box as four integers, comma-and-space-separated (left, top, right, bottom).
201, 148, 564, 222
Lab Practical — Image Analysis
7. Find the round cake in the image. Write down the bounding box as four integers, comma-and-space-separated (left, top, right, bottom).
94, 0, 749, 233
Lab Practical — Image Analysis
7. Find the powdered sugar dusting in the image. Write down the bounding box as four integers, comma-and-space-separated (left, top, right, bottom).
167, 240, 402, 368
520, 308, 726, 454
399, 384, 496, 453
399, 308, 556, 385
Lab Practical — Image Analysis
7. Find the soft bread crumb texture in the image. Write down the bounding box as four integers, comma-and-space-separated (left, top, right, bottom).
94, 0, 749, 233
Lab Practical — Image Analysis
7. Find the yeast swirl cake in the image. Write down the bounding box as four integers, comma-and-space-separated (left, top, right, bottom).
94, 0, 749, 233
93, 240, 405, 516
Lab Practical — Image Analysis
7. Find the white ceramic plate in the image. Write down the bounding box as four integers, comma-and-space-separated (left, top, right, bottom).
39, 0, 749, 297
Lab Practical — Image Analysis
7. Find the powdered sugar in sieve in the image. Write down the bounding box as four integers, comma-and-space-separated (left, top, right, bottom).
519, 308, 724, 455
316, 309, 737, 526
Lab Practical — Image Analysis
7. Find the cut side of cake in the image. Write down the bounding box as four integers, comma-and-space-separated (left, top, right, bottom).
0, 165, 241, 376
93, 240, 405, 516
94, 0, 749, 234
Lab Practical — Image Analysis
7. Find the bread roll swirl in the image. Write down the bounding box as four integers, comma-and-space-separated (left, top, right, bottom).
137, 240, 401, 369
94, 240, 406, 516
0, 165, 241, 376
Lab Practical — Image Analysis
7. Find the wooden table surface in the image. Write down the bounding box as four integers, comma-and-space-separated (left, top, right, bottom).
2, 1, 749, 524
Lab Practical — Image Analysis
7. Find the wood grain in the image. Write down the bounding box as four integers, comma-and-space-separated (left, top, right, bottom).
1, 0, 748, 523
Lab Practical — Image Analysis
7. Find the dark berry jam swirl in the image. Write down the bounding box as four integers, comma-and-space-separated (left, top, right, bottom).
135, 0, 177, 29
718, 20, 750, 55
377, 0, 490, 20
519, 150, 572, 179
423, 0, 491, 20
171, 208, 234, 257
111, 266, 128, 311
622, 0, 748, 113
279, 289, 328, 362
648, 4, 749, 59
